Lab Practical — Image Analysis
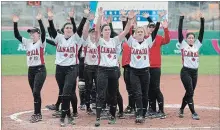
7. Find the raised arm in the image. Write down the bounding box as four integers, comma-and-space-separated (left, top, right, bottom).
142, 12, 153, 23
82, 13, 95, 40
47, 8, 57, 39
107, 15, 118, 38
151, 11, 167, 41
161, 19, 170, 45
95, 7, 104, 43
46, 39, 56, 46
69, 8, 77, 33
198, 13, 204, 43
36, 12, 46, 43
76, 7, 90, 37
12, 15, 22, 42
178, 15, 184, 43
118, 10, 137, 42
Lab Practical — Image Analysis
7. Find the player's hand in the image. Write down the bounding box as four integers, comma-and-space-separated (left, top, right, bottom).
120, 9, 127, 17
12, 14, 19, 22
36, 12, 42, 20
88, 13, 95, 21
107, 15, 112, 24
69, 8, 75, 18
128, 10, 136, 20
98, 7, 104, 17
84, 6, 90, 18
142, 12, 150, 18
47, 8, 53, 20
161, 19, 168, 28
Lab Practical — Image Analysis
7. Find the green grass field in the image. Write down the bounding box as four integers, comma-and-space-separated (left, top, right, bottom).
1, 55, 219, 76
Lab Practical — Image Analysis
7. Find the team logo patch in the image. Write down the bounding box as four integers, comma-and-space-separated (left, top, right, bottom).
107, 54, 112, 59
192, 57, 195, 61
92, 54, 96, 58
137, 55, 141, 59
64, 53, 68, 57
29, 57, 32, 60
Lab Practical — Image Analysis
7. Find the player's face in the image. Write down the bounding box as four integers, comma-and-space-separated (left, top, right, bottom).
147, 25, 155, 34
186, 34, 195, 45
29, 32, 40, 42
64, 24, 73, 37
102, 26, 111, 38
135, 27, 145, 40
89, 31, 96, 43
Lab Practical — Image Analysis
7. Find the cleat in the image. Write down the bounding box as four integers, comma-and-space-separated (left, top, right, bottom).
192, 113, 200, 120
135, 116, 145, 124
60, 118, 65, 127
79, 104, 86, 110
68, 116, 76, 125
108, 116, 116, 124
52, 111, 61, 118
95, 119, 100, 127
29, 114, 42, 123
117, 112, 125, 119
178, 109, 184, 118
72, 112, 79, 119
86, 108, 93, 115
45, 104, 56, 110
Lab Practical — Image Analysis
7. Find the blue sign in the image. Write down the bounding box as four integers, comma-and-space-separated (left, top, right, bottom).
104, 10, 165, 23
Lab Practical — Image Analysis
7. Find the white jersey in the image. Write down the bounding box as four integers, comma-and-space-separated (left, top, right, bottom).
127, 35, 154, 69
54, 33, 83, 66
97, 36, 121, 67
179, 39, 202, 69
83, 37, 98, 65
22, 37, 46, 67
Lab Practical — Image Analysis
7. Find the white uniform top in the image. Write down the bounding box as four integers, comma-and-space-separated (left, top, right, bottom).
179, 39, 202, 69
127, 35, 154, 69
22, 37, 46, 67
83, 36, 98, 65
54, 33, 83, 66
97, 36, 121, 67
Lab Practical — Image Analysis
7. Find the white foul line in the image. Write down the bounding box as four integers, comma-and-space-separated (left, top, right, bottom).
8, 104, 220, 129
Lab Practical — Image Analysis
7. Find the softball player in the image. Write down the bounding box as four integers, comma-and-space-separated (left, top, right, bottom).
94, 7, 135, 127
13, 12, 46, 123
178, 13, 204, 120
47, 7, 89, 126
142, 11, 170, 119
125, 16, 160, 123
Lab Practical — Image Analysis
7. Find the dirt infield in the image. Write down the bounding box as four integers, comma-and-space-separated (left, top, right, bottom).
2, 75, 220, 130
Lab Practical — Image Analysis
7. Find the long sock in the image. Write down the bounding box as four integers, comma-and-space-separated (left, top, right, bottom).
188, 102, 196, 114
117, 93, 123, 113
61, 97, 70, 118
110, 105, 117, 118
158, 101, 164, 113
56, 95, 62, 111
96, 107, 102, 119
135, 98, 143, 117
71, 94, 78, 113
180, 100, 187, 110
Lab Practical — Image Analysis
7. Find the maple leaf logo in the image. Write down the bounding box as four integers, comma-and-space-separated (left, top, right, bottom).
137, 55, 141, 59
108, 54, 112, 59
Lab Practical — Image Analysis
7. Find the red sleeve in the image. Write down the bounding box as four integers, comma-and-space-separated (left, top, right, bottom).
161, 28, 170, 45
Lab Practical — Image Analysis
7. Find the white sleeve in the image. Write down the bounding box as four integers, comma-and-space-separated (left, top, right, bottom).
146, 35, 154, 48
54, 33, 63, 45
22, 37, 30, 47
112, 36, 121, 47
127, 35, 135, 47
194, 39, 202, 49
179, 40, 188, 49
74, 33, 82, 45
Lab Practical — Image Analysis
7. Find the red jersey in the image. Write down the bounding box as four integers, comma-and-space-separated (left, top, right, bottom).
148, 28, 170, 68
